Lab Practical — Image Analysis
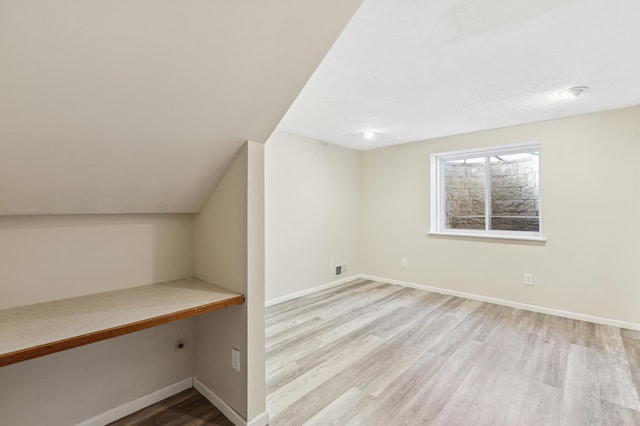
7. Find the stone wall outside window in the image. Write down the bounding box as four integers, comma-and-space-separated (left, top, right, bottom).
444, 157, 539, 231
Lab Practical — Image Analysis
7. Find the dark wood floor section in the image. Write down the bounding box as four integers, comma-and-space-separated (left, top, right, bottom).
108, 388, 233, 426
266, 279, 640, 425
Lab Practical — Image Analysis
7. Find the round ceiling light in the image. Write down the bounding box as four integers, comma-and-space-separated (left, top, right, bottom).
559, 86, 589, 99
362, 130, 376, 139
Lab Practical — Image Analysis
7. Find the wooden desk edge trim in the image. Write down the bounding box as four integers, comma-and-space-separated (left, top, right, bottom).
0, 294, 245, 368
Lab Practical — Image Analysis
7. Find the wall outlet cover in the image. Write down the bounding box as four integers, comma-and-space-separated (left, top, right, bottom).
232, 348, 240, 371
524, 273, 534, 286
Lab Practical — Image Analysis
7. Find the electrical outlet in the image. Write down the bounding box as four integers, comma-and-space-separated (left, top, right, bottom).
232, 348, 240, 371
401, 258, 408, 268
329, 258, 334, 268
524, 273, 533, 286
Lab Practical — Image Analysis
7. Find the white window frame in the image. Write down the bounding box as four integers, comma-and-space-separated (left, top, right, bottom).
429, 142, 545, 242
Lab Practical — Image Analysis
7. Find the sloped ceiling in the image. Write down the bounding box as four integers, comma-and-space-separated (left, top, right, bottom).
0, 0, 362, 215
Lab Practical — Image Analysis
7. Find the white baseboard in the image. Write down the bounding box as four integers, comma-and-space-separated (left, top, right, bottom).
76, 377, 193, 426
193, 377, 269, 426
360, 274, 640, 331
247, 411, 270, 426
265, 274, 362, 307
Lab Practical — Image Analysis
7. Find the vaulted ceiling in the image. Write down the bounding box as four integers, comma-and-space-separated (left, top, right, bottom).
0, 0, 362, 215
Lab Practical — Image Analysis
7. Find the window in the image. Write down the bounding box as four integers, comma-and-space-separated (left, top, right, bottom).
430, 142, 542, 240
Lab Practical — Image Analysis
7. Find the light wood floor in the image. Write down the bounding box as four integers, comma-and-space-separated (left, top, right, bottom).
266, 279, 640, 425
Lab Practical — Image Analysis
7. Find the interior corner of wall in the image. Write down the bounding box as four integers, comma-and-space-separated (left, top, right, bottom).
192, 139, 249, 290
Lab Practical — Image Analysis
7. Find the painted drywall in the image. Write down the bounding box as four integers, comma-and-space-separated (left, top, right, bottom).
193, 142, 266, 421
0, 320, 194, 426
193, 144, 248, 417
360, 107, 640, 325
246, 143, 266, 420
265, 131, 361, 301
0, 0, 363, 215
194, 145, 248, 294
0, 214, 194, 425
0, 214, 193, 310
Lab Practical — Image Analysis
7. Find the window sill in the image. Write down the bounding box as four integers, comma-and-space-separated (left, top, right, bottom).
427, 231, 547, 243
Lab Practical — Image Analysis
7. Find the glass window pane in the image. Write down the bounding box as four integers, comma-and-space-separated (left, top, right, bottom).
490, 152, 539, 232
443, 157, 485, 230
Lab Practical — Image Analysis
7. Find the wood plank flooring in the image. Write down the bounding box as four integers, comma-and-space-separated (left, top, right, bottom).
108, 388, 233, 426
266, 279, 640, 425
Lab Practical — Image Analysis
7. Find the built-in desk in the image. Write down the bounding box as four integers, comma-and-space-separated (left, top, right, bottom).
0, 278, 245, 367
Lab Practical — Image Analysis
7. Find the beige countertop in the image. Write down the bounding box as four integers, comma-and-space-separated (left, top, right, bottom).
0, 278, 244, 367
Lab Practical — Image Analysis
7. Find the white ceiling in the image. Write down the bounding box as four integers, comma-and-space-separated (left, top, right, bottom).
278, 0, 640, 150
0, 0, 363, 215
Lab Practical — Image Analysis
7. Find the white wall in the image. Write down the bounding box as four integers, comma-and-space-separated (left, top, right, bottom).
193, 144, 249, 417
265, 131, 361, 301
193, 141, 266, 421
0, 214, 193, 309
0, 214, 195, 425
0, 0, 364, 216
360, 107, 640, 325
246, 142, 266, 420
0, 320, 194, 426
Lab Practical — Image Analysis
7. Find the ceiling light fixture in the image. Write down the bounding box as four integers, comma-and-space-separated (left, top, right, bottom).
559, 86, 589, 99
362, 130, 376, 139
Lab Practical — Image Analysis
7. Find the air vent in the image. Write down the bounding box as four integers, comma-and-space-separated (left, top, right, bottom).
335, 264, 348, 277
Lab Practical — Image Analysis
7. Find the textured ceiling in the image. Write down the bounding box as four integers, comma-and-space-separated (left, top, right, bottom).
0, 0, 363, 215
278, 0, 640, 150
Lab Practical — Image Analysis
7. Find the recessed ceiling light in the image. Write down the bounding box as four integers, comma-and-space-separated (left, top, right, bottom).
362, 130, 376, 139
559, 86, 589, 99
